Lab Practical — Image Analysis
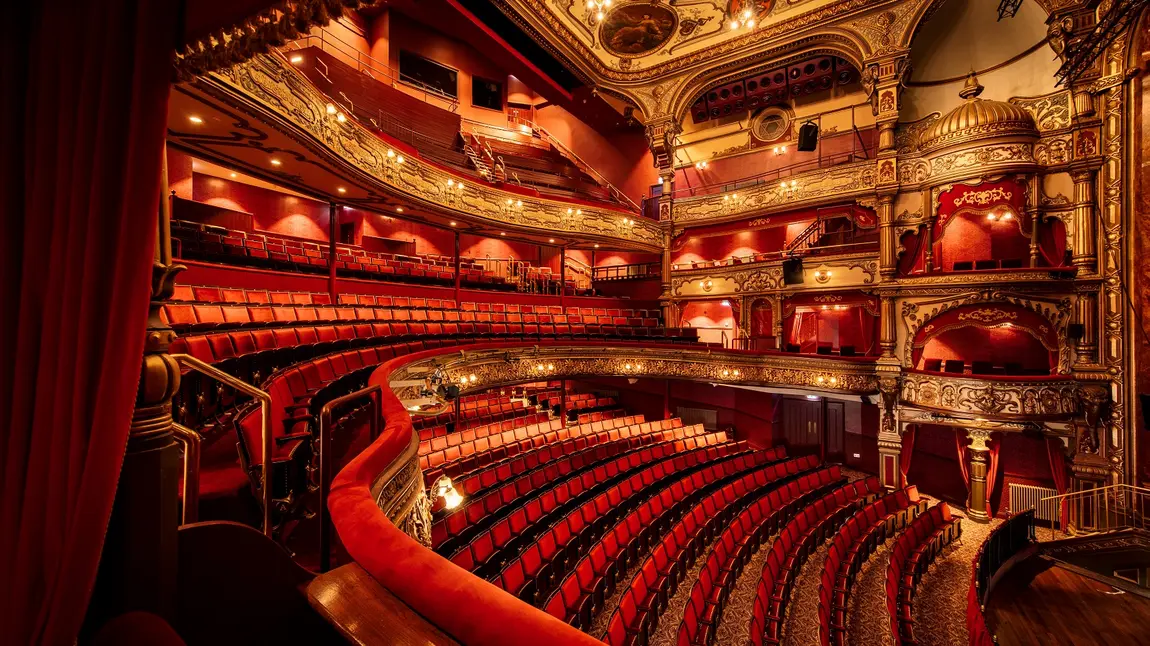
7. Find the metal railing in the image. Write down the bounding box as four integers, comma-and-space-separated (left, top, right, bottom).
592, 262, 661, 281
317, 384, 382, 572
508, 112, 642, 212
172, 422, 202, 525
671, 240, 877, 272
1037, 484, 1150, 542
171, 353, 274, 538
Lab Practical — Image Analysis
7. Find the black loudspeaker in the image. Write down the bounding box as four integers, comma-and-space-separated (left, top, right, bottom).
783, 257, 804, 284
797, 122, 819, 151
1068, 323, 1085, 340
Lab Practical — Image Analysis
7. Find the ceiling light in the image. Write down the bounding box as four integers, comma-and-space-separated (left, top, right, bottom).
807, 395, 820, 401
229, 172, 237, 178
450, 221, 457, 226
396, 207, 404, 213
337, 187, 346, 193
270, 159, 282, 166
500, 232, 506, 236
549, 238, 555, 243
188, 115, 203, 124
290, 54, 303, 64
594, 243, 600, 248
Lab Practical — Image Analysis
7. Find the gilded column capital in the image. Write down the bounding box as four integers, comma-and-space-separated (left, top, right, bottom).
644, 116, 681, 178
966, 428, 994, 453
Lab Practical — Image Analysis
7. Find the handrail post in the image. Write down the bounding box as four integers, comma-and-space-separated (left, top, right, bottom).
318, 384, 382, 573
171, 423, 202, 525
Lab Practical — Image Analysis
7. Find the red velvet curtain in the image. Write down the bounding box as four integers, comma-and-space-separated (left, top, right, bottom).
986, 436, 1002, 517
1046, 437, 1070, 528
955, 431, 971, 506
0, 2, 176, 644
899, 425, 916, 487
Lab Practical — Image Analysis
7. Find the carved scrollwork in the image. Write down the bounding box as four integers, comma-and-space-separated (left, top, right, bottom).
900, 372, 1081, 419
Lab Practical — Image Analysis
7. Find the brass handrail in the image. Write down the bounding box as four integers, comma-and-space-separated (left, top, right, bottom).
170, 353, 274, 538
1038, 484, 1150, 541
171, 422, 202, 525
317, 384, 383, 572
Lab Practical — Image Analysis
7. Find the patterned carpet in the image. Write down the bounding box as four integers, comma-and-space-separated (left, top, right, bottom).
582, 476, 998, 646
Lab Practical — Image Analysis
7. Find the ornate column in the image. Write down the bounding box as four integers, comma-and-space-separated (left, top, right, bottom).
771, 295, 783, 350
879, 295, 897, 358
1069, 167, 1098, 273
645, 115, 680, 182
862, 55, 910, 154
660, 223, 676, 326
964, 429, 994, 523
875, 374, 902, 490
877, 194, 898, 279
89, 157, 186, 624
1073, 291, 1099, 366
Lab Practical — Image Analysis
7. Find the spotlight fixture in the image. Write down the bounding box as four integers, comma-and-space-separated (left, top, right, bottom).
290, 54, 303, 64
188, 115, 203, 124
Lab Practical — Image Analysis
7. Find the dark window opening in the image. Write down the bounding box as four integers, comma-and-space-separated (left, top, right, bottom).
398, 50, 458, 98
472, 76, 504, 111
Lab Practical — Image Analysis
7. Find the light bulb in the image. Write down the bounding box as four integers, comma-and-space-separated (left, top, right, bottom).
444, 490, 463, 509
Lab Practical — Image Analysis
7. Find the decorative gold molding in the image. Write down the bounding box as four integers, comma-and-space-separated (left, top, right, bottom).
370, 429, 429, 545
900, 372, 1081, 419
202, 54, 661, 250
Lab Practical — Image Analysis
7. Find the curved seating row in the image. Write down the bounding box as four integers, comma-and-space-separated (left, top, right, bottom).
497, 444, 775, 609
818, 486, 925, 646
419, 411, 559, 453
548, 447, 786, 633
443, 418, 673, 499
577, 409, 625, 425
679, 465, 844, 646
439, 426, 719, 558
749, 476, 882, 646
412, 398, 529, 431
454, 434, 738, 581
604, 455, 823, 646
886, 503, 962, 645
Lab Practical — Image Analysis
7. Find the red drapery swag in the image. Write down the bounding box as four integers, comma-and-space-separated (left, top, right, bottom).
986, 437, 1002, 517
899, 425, 916, 487
1046, 437, 1071, 528
955, 431, 971, 506
0, 1, 176, 644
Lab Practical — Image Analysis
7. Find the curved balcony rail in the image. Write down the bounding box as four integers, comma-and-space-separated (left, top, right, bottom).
593, 262, 661, 281
1037, 484, 1150, 542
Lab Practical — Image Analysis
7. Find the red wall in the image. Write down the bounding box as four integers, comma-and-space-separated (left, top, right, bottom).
906, 424, 969, 506
994, 433, 1056, 518
192, 175, 332, 241
671, 221, 811, 266
920, 326, 1052, 372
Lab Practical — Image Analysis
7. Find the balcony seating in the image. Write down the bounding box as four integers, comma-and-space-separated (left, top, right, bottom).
818, 486, 927, 646
601, 455, 825, 644
679, 464, 844, 646
887, 503, 962, 645
748, 476, 881, 646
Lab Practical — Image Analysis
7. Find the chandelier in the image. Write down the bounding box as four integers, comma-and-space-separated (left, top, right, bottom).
587, 0, 612, 21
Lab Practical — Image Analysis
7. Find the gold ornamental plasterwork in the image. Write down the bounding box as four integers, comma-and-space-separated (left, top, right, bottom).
668, 253, 878, 297
205, 54, 661, 250
370, 430, 429, 544
672, 161, 877, 224
900, 290, 1072, 372
1009, 91, 1074, 134
411, 345, 879, 394
900, 372, 1081, 419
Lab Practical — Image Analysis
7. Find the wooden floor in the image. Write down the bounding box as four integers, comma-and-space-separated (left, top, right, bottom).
985, 556, 1150, 646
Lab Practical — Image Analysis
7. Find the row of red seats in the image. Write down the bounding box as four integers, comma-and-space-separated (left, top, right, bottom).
420, 416, 659, 486
494, 443, 759, 607
576, 409, 625, 425
441, 418, 670, 499
438, 426, 717, 557
603, 455, 821, 645
418, 411, 556, 450
749, 476, 882, 646
887, 503, 962, 645
412, 399, 527, 431
679, 465, 843, 646
448, 431, 730, 580
818, 487, 925, 646
163, 302, 661, 333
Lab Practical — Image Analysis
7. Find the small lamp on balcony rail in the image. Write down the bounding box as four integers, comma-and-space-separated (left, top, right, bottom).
431, 475, 463, 510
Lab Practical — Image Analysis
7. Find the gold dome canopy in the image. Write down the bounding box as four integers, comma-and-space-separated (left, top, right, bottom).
919, 72, 1038, 152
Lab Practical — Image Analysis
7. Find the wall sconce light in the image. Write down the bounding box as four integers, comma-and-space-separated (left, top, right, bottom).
701, 279, 714, 292
567, 208, 583, 216
622, 362, 644, 372
813, 269, 832, 283
430, 475, 463, 510
729, 9, 756, 30
721, 300, 731, 307
772, 145, 788, 155
326, 103, 336, 115
587, 0, 612, 22
779, 179, 800, 198
695, 160, 708, 170
289, 54, 304, 64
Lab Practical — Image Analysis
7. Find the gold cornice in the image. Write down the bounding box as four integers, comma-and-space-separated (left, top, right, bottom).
199, 54, 662, 250
670, 252, 878, 297
900, 372, 1082, 420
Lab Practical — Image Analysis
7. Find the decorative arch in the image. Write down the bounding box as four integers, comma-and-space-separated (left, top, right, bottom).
901, 291, 1072, 373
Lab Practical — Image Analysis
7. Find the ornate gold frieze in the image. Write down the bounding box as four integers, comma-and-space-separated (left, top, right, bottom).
669, 252, 877, 297
203, 54, 661, 250
900, 372, 1082, 419
671, 161, 877, 224
370, 429, 430, 545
